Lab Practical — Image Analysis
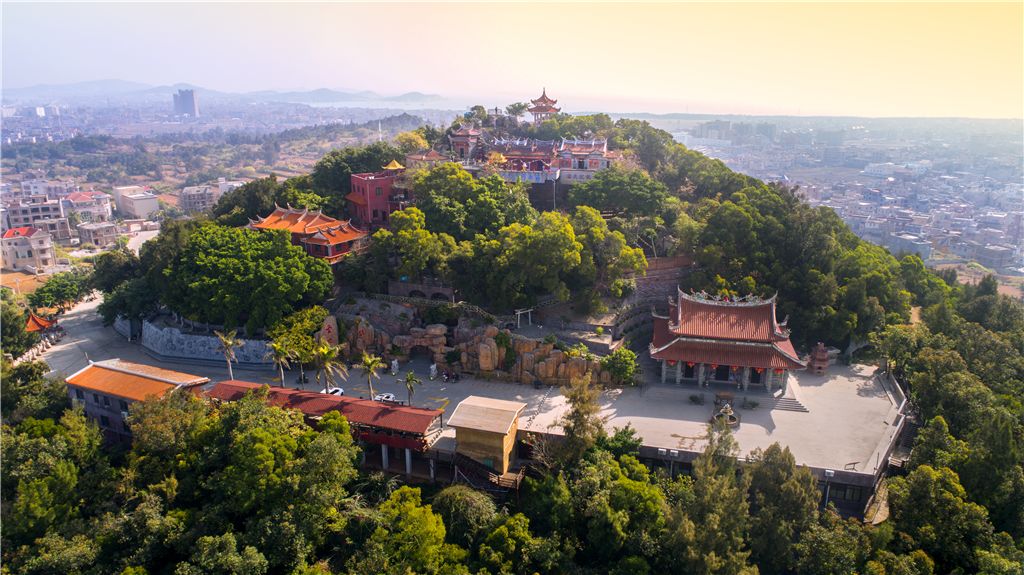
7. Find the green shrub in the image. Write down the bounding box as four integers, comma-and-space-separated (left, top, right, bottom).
601, 347, 638, 386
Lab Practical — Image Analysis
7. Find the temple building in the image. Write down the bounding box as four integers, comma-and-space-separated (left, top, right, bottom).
527, 88, 560, 124
650, 289, 805, 392
347, 160, 412, 228
249, 206, 368, 265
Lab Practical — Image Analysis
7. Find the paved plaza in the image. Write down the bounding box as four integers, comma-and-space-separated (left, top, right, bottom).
43, 299, 902, 474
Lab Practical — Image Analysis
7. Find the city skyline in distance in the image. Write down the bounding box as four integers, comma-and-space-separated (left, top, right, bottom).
2, 2, 1022, 119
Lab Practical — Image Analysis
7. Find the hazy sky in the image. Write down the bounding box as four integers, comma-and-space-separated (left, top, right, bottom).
3, 2, 1022, 118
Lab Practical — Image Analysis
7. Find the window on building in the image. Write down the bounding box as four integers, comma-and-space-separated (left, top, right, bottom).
119, 399, 129, 411
93, 393, 100, 404
103, 396, 111, 407
375, 187, 383, 197
75, 389, 84, 400
123, 422, 131, 433
100, 415, 110, 428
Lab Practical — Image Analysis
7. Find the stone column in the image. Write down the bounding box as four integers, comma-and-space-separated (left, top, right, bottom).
765, 372, 772, 392
405, 448, 413, 477
429, 457, 436, 481
661, 360, 667, 384
381, 444, 389, 471
697, 364, 705, 387
742, 367, 749, 391
782, 371, 790, 395
675, 361, 682, 384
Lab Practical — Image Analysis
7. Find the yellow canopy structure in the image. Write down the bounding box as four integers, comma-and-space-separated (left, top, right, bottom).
383, 159, 405, 170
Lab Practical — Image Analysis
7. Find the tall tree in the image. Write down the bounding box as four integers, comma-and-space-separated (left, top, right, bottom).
402, 371, 422, 406
214, 329, 244, 381
310, 342, 347, 391
358, 352, 385, 400
265, 340, 294, 388
557, 375, 605, 464
745, 443, 820, 574
1, 291, 39, 358
661, 424, 755, 575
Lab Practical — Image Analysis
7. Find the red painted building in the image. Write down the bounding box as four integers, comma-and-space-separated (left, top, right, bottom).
650, 289, 805, 392
449, 126, 481, 160
346, 160, 411, 228
249, 205, 368, 265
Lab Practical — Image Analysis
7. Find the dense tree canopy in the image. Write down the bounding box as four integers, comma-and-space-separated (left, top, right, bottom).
412, 163, 536, 241
163, 225, 333, 333
2, 291, 39, 358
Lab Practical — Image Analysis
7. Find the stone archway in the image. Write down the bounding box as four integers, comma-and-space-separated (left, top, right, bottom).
409, 290, 427, 299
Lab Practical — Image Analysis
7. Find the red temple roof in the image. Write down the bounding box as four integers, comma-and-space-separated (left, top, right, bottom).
207, 380, 442, 436
25, 311, 55, 332
669, 290, 790, 343
650, 289, 805, 369
531, 88, 558, 106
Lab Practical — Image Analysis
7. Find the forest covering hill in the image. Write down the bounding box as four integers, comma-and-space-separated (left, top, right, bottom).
2, 113, 1022, 574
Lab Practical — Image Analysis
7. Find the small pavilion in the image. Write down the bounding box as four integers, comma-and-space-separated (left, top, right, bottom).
650, 289, 805, 393
527, 89, 560, 124
25, 311, 56, 333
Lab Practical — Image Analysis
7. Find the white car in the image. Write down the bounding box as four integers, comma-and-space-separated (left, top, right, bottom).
373, 392, 396, 402
320, 387, 344, 396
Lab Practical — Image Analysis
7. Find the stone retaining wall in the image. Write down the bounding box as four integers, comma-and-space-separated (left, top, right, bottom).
140, 320, 272, 368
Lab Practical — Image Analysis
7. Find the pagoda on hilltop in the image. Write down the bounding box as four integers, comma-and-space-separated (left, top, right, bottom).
650, 289, 806, 393
528, 88, 560, 124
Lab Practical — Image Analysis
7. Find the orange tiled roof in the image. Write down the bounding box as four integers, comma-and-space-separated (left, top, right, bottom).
25, 311, 55, 332
3, 227, 42, 239
66, 359, 209, 402
250, 206, 342, 235
303, 222, 368, 246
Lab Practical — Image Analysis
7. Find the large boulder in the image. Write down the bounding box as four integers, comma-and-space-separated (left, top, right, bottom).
478, 338, 499, 371
521, 351, 536, 374
484, 325, 499, 338
426, 324, 447, 336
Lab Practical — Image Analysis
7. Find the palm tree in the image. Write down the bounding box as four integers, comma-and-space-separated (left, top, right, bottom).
312, 342, 349, 391
403, 371, 422, 406
265, 340, 294, 387
358, 352, 385, 399
214, 329, 244, 381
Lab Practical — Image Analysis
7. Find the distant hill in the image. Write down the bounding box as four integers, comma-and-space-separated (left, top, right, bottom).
1, 79, 442, 107
2, 79, 154, 102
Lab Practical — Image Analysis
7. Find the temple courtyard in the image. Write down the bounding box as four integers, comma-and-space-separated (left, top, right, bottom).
43, 298, 901, 476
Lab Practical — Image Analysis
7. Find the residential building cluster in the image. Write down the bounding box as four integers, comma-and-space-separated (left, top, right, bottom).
678, 118, 1023, 272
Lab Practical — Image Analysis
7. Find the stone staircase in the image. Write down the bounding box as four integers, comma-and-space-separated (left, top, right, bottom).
763, 396, 809, 413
